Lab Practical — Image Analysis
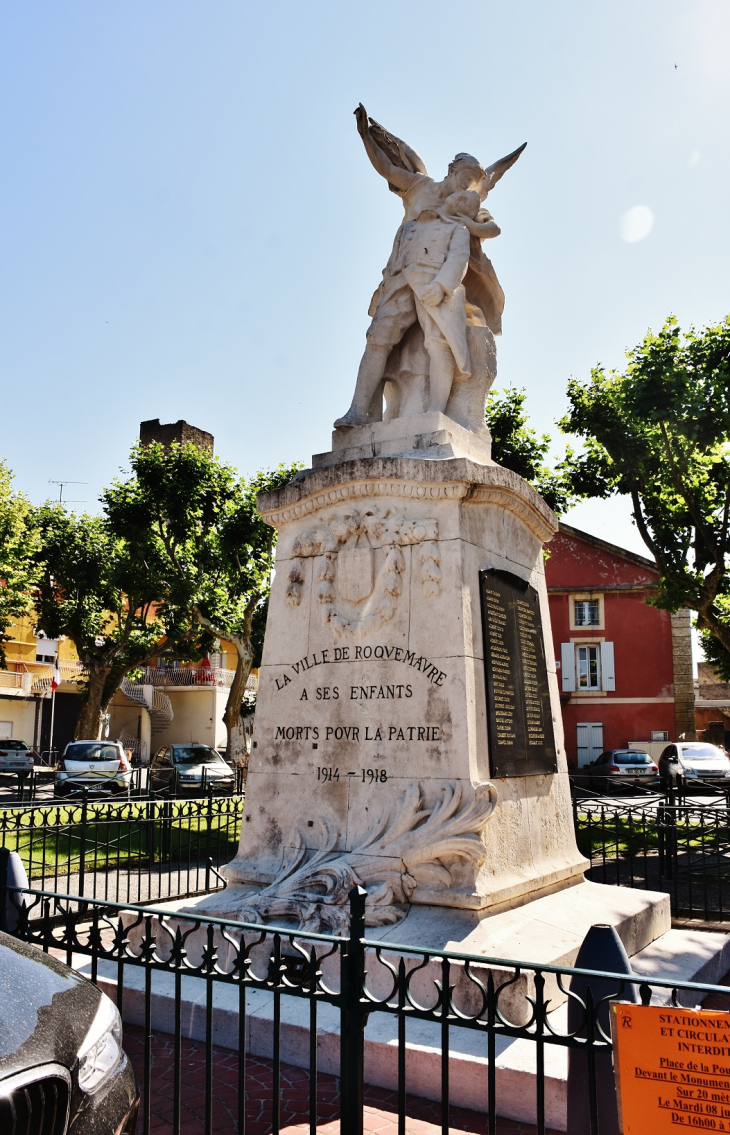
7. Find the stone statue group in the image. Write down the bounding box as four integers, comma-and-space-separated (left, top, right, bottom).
335, 105, 526, 436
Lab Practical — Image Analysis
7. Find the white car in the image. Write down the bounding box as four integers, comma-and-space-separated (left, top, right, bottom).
658, 742, 730, 785
54, 740, 133, 797
0, 739, 35, 775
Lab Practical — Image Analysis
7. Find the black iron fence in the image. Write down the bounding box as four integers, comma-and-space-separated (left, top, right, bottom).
2, 884, 728, 1135
574, 795, 730, 921
0, 793, 244, 904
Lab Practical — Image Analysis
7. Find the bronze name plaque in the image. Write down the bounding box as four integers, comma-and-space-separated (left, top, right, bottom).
479, 568, 557, 778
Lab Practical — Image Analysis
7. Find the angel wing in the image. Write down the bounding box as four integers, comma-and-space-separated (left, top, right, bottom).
481, 142, 527, 198
368, 115, 428, 193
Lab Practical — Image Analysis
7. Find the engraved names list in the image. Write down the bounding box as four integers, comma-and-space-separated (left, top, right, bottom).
479, 568, 557, 778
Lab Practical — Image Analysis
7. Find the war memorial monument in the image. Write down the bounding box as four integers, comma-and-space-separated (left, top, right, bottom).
198, 106, 669, 955
167, 107, 730, 1125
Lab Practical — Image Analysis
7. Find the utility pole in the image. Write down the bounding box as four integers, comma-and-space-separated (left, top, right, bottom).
48, 480, 87, 504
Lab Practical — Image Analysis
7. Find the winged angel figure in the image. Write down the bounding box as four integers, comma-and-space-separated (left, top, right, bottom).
335, 105, 525, 432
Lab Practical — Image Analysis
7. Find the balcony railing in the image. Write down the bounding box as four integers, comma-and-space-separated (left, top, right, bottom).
31, 661, 85, 693
130, 667, 258, 691
0, 672, 25, 690
131, 666, 236, 688
19, 659, 257, 696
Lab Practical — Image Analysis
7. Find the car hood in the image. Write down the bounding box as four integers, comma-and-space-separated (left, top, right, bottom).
681, 759, 730, 773
176, 763, 232, 777
0, 931, 101, 1078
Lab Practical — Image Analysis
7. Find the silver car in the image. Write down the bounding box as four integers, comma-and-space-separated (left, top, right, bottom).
54, 740, 133, 797
658, 742, 730, 786
149, 744, 236, 795
0, 739, 35, 775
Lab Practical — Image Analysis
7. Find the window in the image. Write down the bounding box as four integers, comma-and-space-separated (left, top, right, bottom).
65, 743, 121, 762
561, 642, 616, 692
574, 600, 600, 626
35, 637, 58, 664
576, 644, 600, 689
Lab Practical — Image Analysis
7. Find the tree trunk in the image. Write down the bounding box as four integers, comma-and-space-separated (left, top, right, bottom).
74, 668, 110, 739
224, 642, 253, 775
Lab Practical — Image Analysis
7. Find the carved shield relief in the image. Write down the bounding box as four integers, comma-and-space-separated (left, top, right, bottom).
337, 546, 374, 604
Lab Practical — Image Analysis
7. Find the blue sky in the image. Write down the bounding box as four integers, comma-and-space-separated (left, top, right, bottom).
1, 1, 729, 562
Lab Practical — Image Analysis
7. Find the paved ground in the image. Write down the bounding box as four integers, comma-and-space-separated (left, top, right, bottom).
123, 1025, 558, 1134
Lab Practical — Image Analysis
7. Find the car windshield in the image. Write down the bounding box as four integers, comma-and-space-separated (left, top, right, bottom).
614, 752, 652, 764
681, 745, 726, 760
0, 740, 29, 751
65, 743, 120, 762
172, 747, 224, 765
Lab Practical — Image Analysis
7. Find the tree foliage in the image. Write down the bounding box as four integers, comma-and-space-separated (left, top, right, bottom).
485, 386, 578, 515
561, 315, 730, 660
104, 443, 302, 760
0, 461, 39, 667
34, 504, 205, 739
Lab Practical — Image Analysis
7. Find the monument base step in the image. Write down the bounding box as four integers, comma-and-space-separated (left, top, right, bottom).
66, 923, 729, 1133
128, 881, 673, 1027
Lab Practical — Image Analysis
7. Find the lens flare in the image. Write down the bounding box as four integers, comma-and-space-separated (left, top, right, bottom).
619, 206, 654, 243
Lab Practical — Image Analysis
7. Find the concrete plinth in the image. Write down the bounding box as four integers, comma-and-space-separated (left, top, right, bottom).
313, 412, 493, 468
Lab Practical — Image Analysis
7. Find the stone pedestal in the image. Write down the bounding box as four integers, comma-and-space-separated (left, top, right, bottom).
313, 411, 492, 468
215, 451, 591, 932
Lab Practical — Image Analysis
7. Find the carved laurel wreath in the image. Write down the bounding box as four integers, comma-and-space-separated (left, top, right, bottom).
229, 779, 497, 934
284, 506, 441, 639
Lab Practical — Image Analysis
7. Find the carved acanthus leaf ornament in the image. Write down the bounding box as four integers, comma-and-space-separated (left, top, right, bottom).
229, 779, 497, 933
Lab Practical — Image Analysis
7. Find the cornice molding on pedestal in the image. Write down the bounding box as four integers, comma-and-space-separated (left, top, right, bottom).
259, 474, 556, 543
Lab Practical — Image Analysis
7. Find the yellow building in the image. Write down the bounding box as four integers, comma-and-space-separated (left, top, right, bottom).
1, 614, 256, 760
108, 644, 256, 762
0, 615, 82, 752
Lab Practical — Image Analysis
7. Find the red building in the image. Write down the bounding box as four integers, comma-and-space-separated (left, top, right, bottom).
544, 524, 695, 767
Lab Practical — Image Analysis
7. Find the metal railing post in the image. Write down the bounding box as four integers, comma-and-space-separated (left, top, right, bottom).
340, 885, 367, 1135
78, 788, 89, 898
204, 786, 213, 891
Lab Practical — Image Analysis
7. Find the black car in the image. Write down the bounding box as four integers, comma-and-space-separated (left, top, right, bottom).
0, 929, 138, 1133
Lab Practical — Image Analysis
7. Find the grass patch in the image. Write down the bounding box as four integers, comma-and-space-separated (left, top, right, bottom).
574, 811, 730, 861
0, 798, 244, 878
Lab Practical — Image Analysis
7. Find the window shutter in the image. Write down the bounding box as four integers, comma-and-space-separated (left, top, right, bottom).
600, 641, 615, 691
561, 643, 575, 691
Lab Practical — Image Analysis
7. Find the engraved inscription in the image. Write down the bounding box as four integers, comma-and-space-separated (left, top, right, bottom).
480, 568, 557, 778
274, 645, 446, 691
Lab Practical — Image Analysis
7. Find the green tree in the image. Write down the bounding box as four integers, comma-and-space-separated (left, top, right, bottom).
34, 505, 205, 740
561, 314, 730, 659
0, 460, 39, 666
104, 443, 301, 762
485, 386, 578, 514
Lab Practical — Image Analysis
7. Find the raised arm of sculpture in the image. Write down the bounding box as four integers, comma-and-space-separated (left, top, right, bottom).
354, 104, 427, 195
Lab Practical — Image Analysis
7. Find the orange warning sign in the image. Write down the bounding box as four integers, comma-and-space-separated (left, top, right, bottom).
612, 1002, 730, 1132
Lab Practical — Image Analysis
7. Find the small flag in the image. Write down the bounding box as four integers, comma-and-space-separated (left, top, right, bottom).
51, 661, 61, 692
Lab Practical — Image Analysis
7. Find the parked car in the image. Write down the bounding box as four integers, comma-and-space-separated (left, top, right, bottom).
658, 742, 730, 786
54, 741, 133, 798
0, 739, 36, 775
586, 749, 659, 790
0, 928, 138, 1133
149, 744, 236, 795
